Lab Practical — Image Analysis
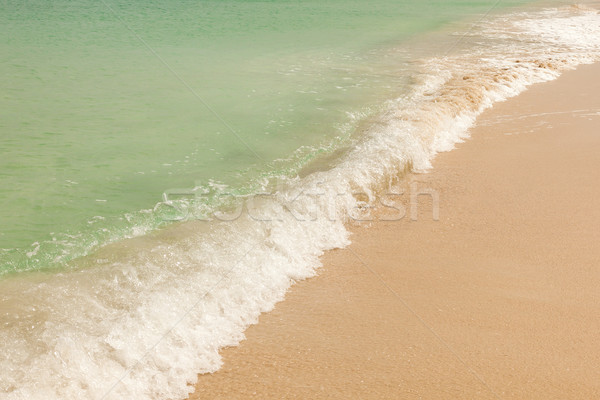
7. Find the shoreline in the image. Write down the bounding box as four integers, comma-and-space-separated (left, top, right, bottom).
190, 63, 600, 399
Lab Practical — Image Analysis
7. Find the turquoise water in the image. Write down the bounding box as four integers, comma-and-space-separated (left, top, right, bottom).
1, 0, 531, 272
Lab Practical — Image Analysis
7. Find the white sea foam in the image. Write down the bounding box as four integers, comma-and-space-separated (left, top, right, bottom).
1, 6, 600, 400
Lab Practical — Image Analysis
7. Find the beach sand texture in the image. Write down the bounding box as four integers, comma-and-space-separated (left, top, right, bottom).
191, 63, 600, 399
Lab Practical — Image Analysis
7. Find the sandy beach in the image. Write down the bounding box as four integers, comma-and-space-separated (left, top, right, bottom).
190, 63, 600, 399
3, 2, 600, 399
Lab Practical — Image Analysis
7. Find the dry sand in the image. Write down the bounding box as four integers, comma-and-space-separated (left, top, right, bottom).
189, 63, 600, 399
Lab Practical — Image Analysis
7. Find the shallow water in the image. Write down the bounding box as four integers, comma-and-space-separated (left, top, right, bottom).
1, 0, 535, 273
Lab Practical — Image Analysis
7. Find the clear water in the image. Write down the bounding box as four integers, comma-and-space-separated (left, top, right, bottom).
1, 0, 533, 274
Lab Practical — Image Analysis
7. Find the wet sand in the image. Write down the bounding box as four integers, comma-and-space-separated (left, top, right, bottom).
189, 63, 600, 399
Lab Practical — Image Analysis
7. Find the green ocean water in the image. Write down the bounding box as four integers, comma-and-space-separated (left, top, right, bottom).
0, 0, 534, 273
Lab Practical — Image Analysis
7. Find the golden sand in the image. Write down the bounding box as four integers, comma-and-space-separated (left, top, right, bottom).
189, 63, 600, 399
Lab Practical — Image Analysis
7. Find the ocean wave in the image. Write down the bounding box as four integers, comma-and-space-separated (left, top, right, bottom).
1, 5, 600, 400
